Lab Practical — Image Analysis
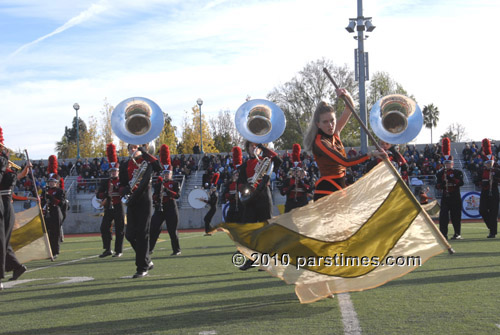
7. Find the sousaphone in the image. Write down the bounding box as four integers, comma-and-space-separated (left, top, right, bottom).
369, 94, 423, 144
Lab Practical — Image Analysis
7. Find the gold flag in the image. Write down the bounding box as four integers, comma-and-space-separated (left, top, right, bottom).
219, 161, 448, 303
11, 206, 52, 263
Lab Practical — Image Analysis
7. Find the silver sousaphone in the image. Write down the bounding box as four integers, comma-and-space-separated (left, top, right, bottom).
369, 94, 423, 144
234, 99, 286, 203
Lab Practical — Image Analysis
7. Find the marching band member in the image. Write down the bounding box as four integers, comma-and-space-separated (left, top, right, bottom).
150, 145, 181, 256
477, 138, 500, 238
366, 140, 408, 173
96, 143, 125, 258
303, 89, 385, 201
279, 144, 312, 213
223, 147, 243, 223
435, 138, 464, 240
202, 173, 219, 236
119, 143, 161, 278
41, 155, 66, 258
237, 141, 282, 270
0, 127, 32, 289
237, 141, 282, 223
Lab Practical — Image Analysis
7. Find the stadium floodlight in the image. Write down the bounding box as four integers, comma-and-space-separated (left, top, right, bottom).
345, 20, 356, 33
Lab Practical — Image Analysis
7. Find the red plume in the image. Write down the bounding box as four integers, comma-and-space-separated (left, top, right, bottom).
292, 143, 301, 163
211, 172, 220, 186
0, 126, 4, 145
106, 143, 117, 164
47, 155, 58, 174
442, 137, 450, 156
232, 146, 242, 167
482, 138, 492, 155
160, 144, 171, 166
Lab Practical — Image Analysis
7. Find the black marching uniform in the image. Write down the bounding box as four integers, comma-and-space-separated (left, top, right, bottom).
477, 166, 500, 237
150, 176, 181, 255
280, 174, 312, 213
41, 185, 65, 256
204, 190, 218, 234
0, 158, 26, 284
237, 145, 282, 223
223, 179, 242, 223
436, 168, 464, 239
119, 149, 161, 276
96, 177, 125, 256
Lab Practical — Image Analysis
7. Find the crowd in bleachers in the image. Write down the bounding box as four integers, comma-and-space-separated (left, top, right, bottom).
462, 141, 500, 182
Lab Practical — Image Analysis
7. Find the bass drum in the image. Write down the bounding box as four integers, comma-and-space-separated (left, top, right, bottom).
91, 196, 103, 210
188, 189, 208, 209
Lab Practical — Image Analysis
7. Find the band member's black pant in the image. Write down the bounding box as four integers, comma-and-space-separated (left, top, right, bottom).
284, 196, 309, 213
150, 202, 180, 254
100, 204, 125, 253
125, 189, 152, 273
204, 205, 217, 233
1, 196, 23, 278
241, 186, 273, 223
439, 193, 462, 237
45, 206, 63, 256
479, 191, 499, 236
225, 201, 242, 223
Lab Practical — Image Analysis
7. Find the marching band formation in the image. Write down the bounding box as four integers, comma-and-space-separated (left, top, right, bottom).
1, 87, 499, 290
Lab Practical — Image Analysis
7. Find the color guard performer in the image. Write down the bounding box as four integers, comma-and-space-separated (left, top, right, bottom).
41, 155, 66, 258
279, 144, 312, 212
223, 147, 243, 223
302, 89, 385, 201
150, 145, 181, 256
435, 138, 464, 240
202, 173, 219, 236
0, 127, 32, 289
477, 138, 500, 238
119, 143, 161, 278
96, 143, 125, 258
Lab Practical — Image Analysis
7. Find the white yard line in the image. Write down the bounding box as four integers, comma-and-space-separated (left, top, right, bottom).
337, 293, 362, 335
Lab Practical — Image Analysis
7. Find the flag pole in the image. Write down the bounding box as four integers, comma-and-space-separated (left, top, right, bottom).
24, 149, 54, 260
322, 68, 454, 254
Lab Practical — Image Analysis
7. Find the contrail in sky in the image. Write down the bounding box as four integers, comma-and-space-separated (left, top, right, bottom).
8, 1, 108, 59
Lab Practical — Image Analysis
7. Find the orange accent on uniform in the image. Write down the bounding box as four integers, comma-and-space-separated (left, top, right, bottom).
313, 134, 369, 177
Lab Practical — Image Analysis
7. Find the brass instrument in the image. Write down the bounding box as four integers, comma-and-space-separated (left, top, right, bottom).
369, 94, 423, 144
111, 97, 165, 204
234, 99, 286, 204
0, 143, 22, 170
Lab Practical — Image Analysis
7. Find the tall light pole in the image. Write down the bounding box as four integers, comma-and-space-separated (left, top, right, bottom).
73, 103, 80, 159
345, 0, 375, 154
196, 98, 204, 154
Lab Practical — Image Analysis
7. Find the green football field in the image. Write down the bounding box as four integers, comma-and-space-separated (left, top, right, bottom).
1, 222, 499, 335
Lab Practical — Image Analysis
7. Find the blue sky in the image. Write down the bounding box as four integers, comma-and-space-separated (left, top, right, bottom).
1, 0, 498, 159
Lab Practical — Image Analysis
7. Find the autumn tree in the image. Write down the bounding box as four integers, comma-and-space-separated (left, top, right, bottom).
99, 98, 114, 148
267, 59, 358, 149
156, 113, 178, 155
209, 109, 242, 153
179, 105, 218, 154
55, 116, 87, 158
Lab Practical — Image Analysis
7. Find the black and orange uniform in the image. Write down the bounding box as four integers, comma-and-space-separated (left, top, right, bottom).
0, 156, 25, 281
96, 177, 125, 255
41, 185, 65, 256
280, 174, 312, 213
237, 146, 282, 223
436, 168, 464, 238
477, 165, 500, 237
313, 130, 369, 201
119, 149, 161, 274
150, 176, 181, 254
224, 180, 242, 223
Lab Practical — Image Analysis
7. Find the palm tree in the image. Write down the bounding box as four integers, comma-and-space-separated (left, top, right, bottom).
422, 104, 440, 143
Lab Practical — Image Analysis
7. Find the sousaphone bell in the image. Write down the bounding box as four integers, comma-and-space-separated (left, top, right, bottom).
235, 99, 286, 144
111, 97, 165, 148
369, 94, 423, 144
